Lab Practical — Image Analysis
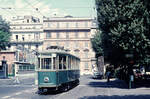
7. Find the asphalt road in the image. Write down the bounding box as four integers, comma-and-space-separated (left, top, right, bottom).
0, 73, 150, 99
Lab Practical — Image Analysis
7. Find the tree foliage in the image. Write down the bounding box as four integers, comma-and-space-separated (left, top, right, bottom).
92, 0, 150, 67
91, 30, 103, 57
0, 16, 10, 50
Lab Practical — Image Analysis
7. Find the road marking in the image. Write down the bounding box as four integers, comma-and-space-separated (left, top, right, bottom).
2, 96, 11, 99
79, 85, 87, 86
24, 87, 37, 93
10, 98, 16, 99
14, 92, 22, 95
0, 84, 36, 88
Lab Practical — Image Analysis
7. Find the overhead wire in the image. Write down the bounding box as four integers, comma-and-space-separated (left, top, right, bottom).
0, 0, 96, 21
23, 0, 44, 17
0, 7, 18, 20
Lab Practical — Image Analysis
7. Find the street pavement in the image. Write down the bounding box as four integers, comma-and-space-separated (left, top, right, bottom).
0, 73, 150, 99
0, 71, 35, 85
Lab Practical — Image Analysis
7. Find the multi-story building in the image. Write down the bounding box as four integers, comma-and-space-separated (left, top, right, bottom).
43, 16, 97, 75
10, 16, 44, 52
9, 16, 44, 64
8, 15, 97, 75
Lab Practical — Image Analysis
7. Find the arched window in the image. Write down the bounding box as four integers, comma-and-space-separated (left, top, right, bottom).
84, 49, 89, 58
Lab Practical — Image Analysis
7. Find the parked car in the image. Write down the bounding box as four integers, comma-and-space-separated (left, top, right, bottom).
92, 71, 103, 79
133, 69, 143, 80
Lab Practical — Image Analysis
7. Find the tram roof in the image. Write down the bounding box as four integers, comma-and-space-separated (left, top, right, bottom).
38, 49, 80, 60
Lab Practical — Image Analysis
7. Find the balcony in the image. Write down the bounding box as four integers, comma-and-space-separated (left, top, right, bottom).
10, 39, 43, 44
43, 27, 91, 32
10, 28, 43, 33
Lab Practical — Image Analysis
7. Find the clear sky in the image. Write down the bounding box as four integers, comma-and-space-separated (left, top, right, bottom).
0, 0, 96, 20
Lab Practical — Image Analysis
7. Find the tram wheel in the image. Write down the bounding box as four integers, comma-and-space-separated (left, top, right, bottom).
60, 84, 69, 92
76, 79, 80, 85
38, 88, 43, 94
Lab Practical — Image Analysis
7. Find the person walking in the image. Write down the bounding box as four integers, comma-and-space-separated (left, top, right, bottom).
106, 71, 111, 83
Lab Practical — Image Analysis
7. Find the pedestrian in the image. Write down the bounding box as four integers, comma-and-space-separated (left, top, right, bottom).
106, 71, 110, 83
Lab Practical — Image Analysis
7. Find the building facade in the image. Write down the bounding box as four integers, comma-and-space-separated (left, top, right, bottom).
10, 16, 44, 52
0, 50, 16, 76
9, 16, 44, 64
9, 15, 97, 75
43, 16, 97, 75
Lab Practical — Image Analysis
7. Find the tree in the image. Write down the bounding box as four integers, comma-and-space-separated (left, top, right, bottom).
91, 30, 103, 57
0, 16, 10, 50
92, 0, 150, 68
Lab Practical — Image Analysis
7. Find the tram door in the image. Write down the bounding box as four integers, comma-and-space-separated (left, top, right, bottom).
57, 55, 68, 84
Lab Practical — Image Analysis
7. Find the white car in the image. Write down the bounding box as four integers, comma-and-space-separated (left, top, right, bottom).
93, 71, 103, 79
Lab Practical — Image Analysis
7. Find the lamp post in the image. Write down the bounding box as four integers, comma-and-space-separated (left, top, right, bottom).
32, 50, 39, 85
125, 50, 134, 89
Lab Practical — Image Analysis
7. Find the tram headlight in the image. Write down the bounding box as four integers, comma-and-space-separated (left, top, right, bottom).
44, 77, 49, 83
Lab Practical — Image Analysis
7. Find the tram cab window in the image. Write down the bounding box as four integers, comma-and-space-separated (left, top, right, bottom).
41, 58, 52, 69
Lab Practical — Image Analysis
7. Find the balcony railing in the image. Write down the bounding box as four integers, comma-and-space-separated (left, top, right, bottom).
10, 28, 43, 32
43, 27, 91, 31
10, 39, 43, 44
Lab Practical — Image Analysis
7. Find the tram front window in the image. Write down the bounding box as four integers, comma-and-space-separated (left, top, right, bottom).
41, 58, 52, 69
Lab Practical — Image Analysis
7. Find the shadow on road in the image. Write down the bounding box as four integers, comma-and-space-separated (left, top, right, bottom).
88, 79, 128, 89
79, 95, 150, 99
88, 78, 150, 89
36, 83, 79, 95
35, 90, 62, 95
134, 80, 150, 88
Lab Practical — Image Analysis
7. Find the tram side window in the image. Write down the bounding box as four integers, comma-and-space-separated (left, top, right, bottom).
74, 58, 76, 69
76, 59, 79, 69
41, 58, 52, 69
77, 60, 80, 69
74, 58, 77, 69
68, 56, 71, 69
59, 56, 63, 69
76, 59, 78, 69
72, 57, 74, 69
58, 56, 67, 69
63, 56, 66, 69
38, 58, 40, 69
71, 57, 74, 69
53, 57, 56, 69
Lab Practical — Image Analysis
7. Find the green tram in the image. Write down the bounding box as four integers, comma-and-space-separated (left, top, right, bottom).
36, 46, 80, 92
